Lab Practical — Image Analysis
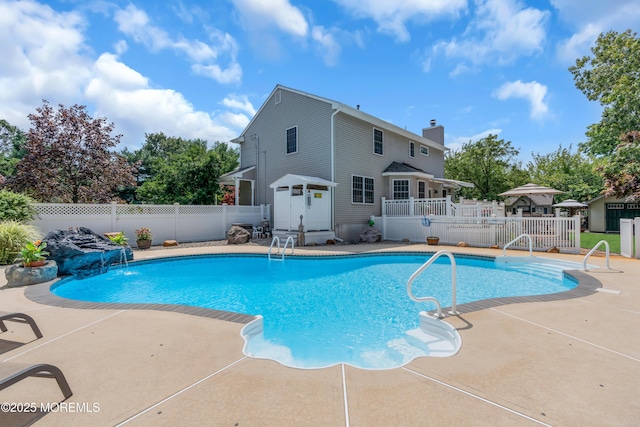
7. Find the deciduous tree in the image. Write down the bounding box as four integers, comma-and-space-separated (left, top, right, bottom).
445, 134, 526, 200
9, 101, 137, 203
0, 119, 27, 179
569, 29, 640, 157
526, 145, 603, 202
127, 132, 238, 204
597, 131, 640, 200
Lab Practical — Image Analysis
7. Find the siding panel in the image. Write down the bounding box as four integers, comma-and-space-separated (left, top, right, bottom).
240, 89, 333, 210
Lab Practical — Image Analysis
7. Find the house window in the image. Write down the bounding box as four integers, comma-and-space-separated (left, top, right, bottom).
418, 181, 426, 199
352, 175, 374, 204
373, 128, 383, 155
286, 126, 297, 154
409, 141, 415, 158
393, 179, 409, 200
420, 145, 429, 156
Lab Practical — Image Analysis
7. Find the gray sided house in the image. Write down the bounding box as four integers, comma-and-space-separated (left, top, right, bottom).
222, 84, 455, 242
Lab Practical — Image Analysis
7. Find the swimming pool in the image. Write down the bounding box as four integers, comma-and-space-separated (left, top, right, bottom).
51, 253, 577, 369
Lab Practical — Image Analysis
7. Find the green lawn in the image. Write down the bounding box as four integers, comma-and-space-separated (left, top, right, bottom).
580, 232, 621, 253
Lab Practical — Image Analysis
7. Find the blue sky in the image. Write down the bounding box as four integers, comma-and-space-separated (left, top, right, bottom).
1, 0, 639, 163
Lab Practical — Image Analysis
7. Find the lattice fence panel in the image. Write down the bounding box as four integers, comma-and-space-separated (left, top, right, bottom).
178, 205, 224, 215
34, 204, 112, 216
115, 205, 175, 215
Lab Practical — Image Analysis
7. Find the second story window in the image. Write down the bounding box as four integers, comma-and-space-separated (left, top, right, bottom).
373, 128, 383, 155
286, 126, 298, 154
420, 145, 429, 156
409, 141, 415, 158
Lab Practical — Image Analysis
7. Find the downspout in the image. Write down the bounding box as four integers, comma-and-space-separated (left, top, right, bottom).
255, 135, 259, 205
330, 108, 340, 235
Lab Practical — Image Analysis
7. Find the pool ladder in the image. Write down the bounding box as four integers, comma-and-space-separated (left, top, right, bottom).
582, 240, 612, 270
268, 235, 294, 261
406, 250, 458, 318
503, 233, 533, 256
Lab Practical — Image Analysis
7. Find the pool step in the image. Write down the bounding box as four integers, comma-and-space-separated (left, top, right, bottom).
494, 256, 588, 281
502, 263, 564, 281
402, 312, 462, 358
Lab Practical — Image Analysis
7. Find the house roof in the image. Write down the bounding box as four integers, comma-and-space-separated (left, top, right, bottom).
233, 85, 447, 152
219, 165, 255, 179
382, 162, 434, 179
498, 183, 562, 197
218, 165, 255, 185
503, 194, 554, 207
381, 162, 474, 188
269, 174, 338, 189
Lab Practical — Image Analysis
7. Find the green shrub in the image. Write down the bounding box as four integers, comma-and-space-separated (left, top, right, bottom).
0, 190, 37, 222
107, 232, 128, 245
0, 221, 41, 265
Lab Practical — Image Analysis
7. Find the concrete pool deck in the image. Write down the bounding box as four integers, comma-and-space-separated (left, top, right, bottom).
0, 242, 638, 426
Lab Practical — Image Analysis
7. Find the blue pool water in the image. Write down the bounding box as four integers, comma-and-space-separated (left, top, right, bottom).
51, 254, 576, 369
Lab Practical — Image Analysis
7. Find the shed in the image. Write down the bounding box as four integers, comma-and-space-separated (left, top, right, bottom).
587, 195, 640, 232
269, 174, 338, 236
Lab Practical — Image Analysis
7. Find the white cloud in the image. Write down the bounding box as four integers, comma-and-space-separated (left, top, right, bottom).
433, 0, 549, 69
172, 1, 209, 24
447, 128, 502, 152
0, 0, 92, 128
231, 0, 309, 37
333, 0, 467, 42
221, 94, 257, 116
494, 80, 549, 120
0, 1, 248, 148
312, 26, 342, 66
421, 57, 432, 73
85, 53, 245, 146
552, 0, 640, 63
114, 4, 241, 84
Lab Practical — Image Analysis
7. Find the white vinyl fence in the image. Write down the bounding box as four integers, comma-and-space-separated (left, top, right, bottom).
619, 217, 640, 259
376, 215, 581, 253
30, 203, 271, 244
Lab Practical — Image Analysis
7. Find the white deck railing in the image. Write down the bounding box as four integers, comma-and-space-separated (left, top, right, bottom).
382, 196, 505, 218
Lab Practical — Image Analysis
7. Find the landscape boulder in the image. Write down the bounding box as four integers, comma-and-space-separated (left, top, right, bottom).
360, 226, 381, 243
227, 225, 251, 244
43, 227, 133, 279
5, 260, 58, 287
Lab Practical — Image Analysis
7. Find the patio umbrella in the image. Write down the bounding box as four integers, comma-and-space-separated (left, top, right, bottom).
552, 199, 587, 216
499, 183, 563, 214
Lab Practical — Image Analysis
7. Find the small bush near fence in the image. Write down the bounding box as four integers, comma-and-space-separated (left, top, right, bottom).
0, 190, 37, 222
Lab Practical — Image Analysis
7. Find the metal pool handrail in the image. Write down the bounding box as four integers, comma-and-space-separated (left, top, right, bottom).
583, 240, 611, 270
406, 250, 458, 318
268, 235, 295, 261
503, 233, 533, 257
